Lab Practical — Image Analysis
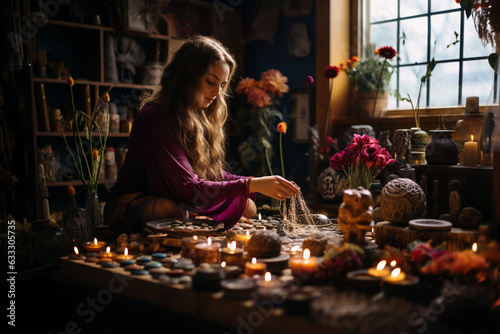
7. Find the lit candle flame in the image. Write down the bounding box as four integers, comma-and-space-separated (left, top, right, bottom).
94, 238, 98, 245
390, 260, 397, 267
263, 226, 266, 230
246, 230, 250, 237
74, 246, 79, 255
303, 248, 310, 260
106, 246, 110, 253
252, 257, 257, 264
471, 135, 474, 141
193, 235, 198, 240
207, 237, 212, 246
371, 227, 375, 234
391, 268, 401, 278
472, 243, 477, 252
264, 272, 271, 282
221, 261, 226, 268
227, 242, 230, 249
124, 248, 128, 256
230, 241, 236, 251
258, 213, 262, 220
291, 245, 301, 252
377, 260, 387, 271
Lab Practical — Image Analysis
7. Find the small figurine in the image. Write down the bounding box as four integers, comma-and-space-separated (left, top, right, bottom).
337, 187, 374, 245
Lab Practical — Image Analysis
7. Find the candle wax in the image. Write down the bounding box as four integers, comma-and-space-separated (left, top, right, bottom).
244, 261, 266, 276
463, 140, 478, 166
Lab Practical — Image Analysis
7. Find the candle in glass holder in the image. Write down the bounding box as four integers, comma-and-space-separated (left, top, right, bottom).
181, 235, 203, 259
367, 260, 390, 277
115, 248, 134, 262
68, 246, 86, 261
463, 135, 478, 166
289, 249, 317, 285
244, 257, 266, 276
221, 241, 244, 268
193, 237, 220, 266
83, 238, 106, 253
237, 231, 251, 249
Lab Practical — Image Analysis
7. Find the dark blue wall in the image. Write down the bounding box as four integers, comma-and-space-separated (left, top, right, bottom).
235, 1, 316, 188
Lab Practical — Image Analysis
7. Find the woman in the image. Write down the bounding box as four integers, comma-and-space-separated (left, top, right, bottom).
104, 35, 300, 234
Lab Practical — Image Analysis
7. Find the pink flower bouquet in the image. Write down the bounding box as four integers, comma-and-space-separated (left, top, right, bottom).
329, 134, 395, 190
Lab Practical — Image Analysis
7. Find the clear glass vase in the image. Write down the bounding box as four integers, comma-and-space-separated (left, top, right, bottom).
85, 191, 103, 235
62, 207, 89, 246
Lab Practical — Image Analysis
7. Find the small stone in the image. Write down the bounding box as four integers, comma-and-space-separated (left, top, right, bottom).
458, 207, 482, 228
120, 259, 135, 267
145, 261, 162, 269
131, 269, 149, 276
101, 262, 119, 268
178, 276, 192, 285
152, 252, 167, 260
136, 256, 152, 264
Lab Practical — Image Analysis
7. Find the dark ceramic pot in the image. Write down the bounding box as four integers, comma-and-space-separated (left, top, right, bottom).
425, 130, 459, 165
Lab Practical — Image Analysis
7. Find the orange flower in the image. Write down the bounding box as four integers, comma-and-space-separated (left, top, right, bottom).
346, 60, 352, 67
259, 69, 289, 97
104, 93, 110, 102
339, 62, 345, 71
235, 78, 258, 95
92, 148, 99, 160
351, 56, 359, 63
67, 76, 74, 87
277, 121, 287, 134
67, 186, 76, 196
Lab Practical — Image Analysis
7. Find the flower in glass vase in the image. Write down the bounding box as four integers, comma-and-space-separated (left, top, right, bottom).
329, 134, 395, 190
59, 76, 113, 231
236, 69, 289, 176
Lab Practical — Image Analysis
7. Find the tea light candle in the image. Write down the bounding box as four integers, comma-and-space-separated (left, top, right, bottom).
463, 135, 478, 166
193, 237, 220, 266
244, 257, 266, 276
289, 249, 318, 283
237, 231, 251, 249
367, 260, 390, 277
98, 246, 116, 259
192, 263, 224, 292
221, 241, 244, 268
115, 248, 134, 262
83, 238, 106, 253
256, 272, 282, 289
255, 272, 286, 301
220, 278, 255, 299
383, 268, 406, 282
68, 246, 86, 260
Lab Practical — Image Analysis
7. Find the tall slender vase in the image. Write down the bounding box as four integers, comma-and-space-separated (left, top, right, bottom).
85, 190, 103, 235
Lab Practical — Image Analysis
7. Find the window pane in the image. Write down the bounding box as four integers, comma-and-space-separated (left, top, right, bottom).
431, 0, 458, 12
400, 0, 427, 18
399, 65, 427, 108
462, 59, 494, 105
370, 0, 398, 22
464, 18, 495, 58
400, 17, 428, 64
388, 68, 398, 109
370, 22, 398, 51
429, 62, 459, 106
430, 12, 460, 61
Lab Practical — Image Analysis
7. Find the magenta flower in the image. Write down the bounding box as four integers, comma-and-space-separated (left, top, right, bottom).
323, 65, 339, 79
304, 76, 314, 87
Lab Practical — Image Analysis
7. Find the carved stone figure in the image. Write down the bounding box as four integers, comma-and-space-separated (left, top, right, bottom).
378, 129, 392, 152
380, 178, 427, 224
392, 129, 412, 168
317, 166, 349, 202
449, 180, 461, 216
337, 187, 374, 245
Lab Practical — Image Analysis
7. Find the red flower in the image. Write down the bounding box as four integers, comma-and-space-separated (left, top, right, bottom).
323, 65, 339, 79
326, 136, 335, 146
329, 152, 344, 171
304, 76, 314, 87
376, 46, 397, 60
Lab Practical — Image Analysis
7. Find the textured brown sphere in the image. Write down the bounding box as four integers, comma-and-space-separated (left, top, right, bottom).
380, 178, 427, 224
247, 230, 282, 258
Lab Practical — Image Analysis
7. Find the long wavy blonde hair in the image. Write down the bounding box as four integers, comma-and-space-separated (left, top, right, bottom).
139, 35, 236, 181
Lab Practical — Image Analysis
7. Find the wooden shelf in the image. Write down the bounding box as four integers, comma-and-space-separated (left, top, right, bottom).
37, 131, 130, 137
32, 77, 155, 90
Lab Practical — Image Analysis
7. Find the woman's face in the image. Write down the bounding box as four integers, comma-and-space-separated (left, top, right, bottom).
197, 62, 230, 109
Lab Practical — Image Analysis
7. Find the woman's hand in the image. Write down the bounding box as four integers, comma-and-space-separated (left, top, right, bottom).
248, 176, 301, 200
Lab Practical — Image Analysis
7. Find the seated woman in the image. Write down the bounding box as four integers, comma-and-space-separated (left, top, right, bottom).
104, 35, 300, 234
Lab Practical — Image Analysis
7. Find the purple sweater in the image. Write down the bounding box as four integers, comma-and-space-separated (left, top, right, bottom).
109, 103, 254, 229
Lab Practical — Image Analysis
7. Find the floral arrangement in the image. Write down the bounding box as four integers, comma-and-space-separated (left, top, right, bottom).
329, 134, 395, 190
315, 243, 364, 284
420, 249, 489, 281
59, 76, 112, 196
457, 0, 500, 47
236, 69, 289, 176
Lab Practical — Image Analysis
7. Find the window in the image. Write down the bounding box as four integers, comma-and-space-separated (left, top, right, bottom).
362, 0, 495, 110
